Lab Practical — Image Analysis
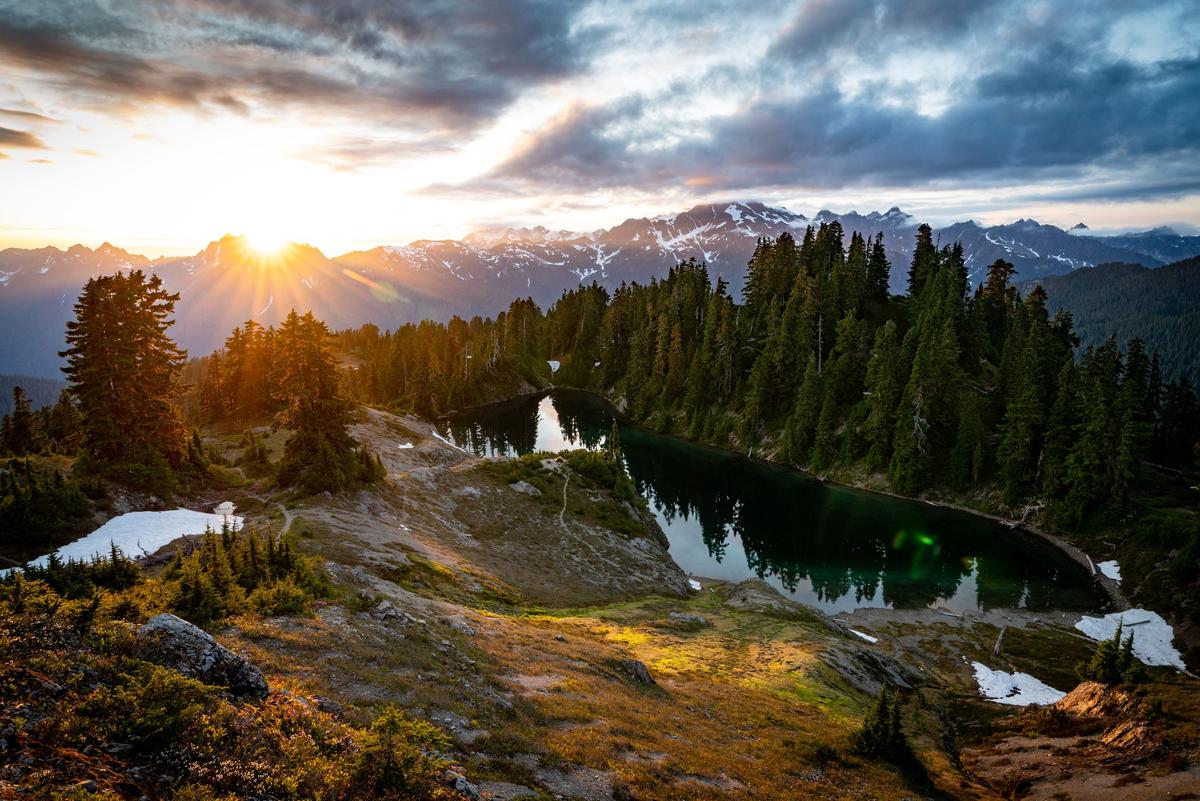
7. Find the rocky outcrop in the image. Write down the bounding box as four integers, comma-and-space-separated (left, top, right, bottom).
666, 611, 711, 630
135, 614, 268, 699
1053, 680, 1139, 719
613, 659, 655, 686
721, 579, 815, 621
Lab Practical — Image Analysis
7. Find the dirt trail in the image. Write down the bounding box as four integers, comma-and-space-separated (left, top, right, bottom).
276, 502, 293, 534
559, 471, 570, 532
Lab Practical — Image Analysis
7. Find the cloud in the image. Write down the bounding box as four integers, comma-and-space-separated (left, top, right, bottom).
0, 0, 597, 133
449, 8, 1200, 206
297, 135, 451, 171
767, 0, 1001, 64
0, 125, 47, 148
0, 107, 59, 124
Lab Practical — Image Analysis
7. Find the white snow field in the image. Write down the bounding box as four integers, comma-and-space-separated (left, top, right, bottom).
971, 662, 1066, 706
1096, 560, 1122, 583
848, 628, 879, 643
7, 508, 243, 572
1074, 609, 1185, 670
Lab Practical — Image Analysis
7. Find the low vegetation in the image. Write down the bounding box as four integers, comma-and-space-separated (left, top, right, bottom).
0, 577, 460, 800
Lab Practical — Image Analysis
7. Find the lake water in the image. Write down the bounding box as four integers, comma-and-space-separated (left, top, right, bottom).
439, 390, 1108, 614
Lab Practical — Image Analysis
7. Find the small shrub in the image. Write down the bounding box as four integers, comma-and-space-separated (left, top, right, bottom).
851, 686, 910, 762
70, 664, 217, 751
249, 578, 313, 616
1077, 621, 1144, 685
348, 706, 452, 800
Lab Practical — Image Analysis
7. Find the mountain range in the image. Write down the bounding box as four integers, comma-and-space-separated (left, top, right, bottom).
2, 201, 1199, 378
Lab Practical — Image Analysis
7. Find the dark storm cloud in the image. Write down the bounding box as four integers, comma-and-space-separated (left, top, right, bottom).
460, 4, 1200, 202
0, 0, 595, 132
0, 126, 48, 149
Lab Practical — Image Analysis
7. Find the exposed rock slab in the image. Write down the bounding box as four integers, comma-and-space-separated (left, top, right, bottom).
135, 613, 268, 699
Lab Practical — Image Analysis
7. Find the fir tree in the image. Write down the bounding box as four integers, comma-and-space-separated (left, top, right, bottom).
61, 270, 187, 481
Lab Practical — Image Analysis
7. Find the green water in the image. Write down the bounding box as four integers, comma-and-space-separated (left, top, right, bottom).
440, 390, 1108, 614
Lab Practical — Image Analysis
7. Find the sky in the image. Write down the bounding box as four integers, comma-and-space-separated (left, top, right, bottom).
0, 0, 1197, 256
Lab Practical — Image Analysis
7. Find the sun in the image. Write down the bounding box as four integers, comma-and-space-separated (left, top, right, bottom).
242, 226, 291, 256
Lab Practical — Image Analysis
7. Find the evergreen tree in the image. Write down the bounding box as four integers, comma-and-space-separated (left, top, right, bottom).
860, 321, 904, 470
61, 270, 187, 480
1, 386, 44, 455
274, 310, 375, 493
865, 233, 891, 303
907, 223, 937, 299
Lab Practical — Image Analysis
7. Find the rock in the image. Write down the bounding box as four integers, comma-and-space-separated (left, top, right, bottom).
821, 645, 922, 696
315, 696, 345, 718
135, 614, 268, 699
722, 579, 813, 620
509, 480, 543, 498
444, 770, 482, 800
1054, 681, 1139, 719
614, 659, 655, 685
371, 599, 415, 624
450, 620, 477, 636
667, 612, 711, 629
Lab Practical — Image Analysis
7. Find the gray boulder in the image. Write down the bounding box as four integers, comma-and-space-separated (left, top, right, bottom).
613, 658, 655, 685
509, 480, 542, 498
667, 611, 711, 629
136, 614, 268, 699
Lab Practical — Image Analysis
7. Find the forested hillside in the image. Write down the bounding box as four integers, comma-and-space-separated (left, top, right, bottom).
0, 375, 65, 415
1035, 256, 1200, 389
343, 224, 1199, 514
336, 223, 1200, 622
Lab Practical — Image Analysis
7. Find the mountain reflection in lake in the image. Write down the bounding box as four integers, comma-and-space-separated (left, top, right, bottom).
439, 390, 1106, 614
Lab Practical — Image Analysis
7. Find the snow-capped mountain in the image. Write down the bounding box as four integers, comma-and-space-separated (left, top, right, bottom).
2, 202, 1198, 378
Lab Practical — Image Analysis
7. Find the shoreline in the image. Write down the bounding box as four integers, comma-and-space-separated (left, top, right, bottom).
440, 384, 1130, 612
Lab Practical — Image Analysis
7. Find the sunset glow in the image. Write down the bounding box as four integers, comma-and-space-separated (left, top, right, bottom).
0, 0, 1195, 256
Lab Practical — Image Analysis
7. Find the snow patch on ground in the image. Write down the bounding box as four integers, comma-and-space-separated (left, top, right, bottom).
848, 628, 878, 643
432, 428, 471, 454
971, 662, 1065, 706
1074, 610, 1185, 670
687, 578, 702, 591
398, 442, 414, 449
7, 509, 243, 572
547, 360, 561, 373
1096, 560, 1121, 583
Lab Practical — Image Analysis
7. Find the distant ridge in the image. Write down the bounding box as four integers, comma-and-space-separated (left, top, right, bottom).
2, 202, 1200, 378
1033, 255, 1200, 389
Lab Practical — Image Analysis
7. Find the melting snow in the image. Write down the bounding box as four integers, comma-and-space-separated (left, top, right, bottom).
1096, 560, 1121, 583
432, 428, 471, 454
258, 295, 273, 315
971, 662, 1065, 706
1074, 610, 1185, 669
5, 509, 243, 573
398, 442, 414, 449
547, 359, 560, 373
687, 578, 702, 591
725, 203, 744, 223
848, 628, 879, 644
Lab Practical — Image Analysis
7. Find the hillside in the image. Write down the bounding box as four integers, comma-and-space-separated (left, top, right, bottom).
0, 374, 65, 415
1034, 256, 1200, 388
